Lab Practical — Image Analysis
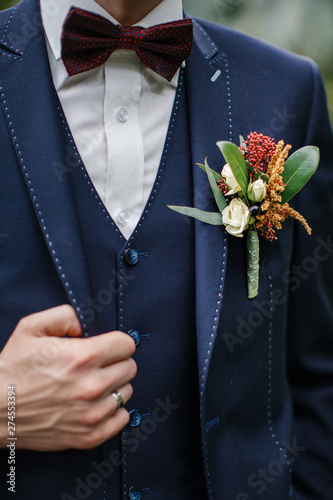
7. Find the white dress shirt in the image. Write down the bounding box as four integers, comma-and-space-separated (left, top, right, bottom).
41, 0, 184, 239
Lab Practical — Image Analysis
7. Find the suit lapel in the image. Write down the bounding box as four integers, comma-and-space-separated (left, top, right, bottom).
186, 19, 232, 394
0, 0, 98, 334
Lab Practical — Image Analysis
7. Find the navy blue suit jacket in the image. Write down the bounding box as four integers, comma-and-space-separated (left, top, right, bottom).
0, 0, 333, 498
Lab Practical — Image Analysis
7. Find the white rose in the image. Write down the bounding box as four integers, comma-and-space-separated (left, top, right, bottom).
221, 163, 241, 195
222, 198, 250, 237
247, 179, 267, 202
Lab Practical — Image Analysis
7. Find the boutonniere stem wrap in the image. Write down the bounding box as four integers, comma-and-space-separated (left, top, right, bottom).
247, 230, 260, 299
168, 133, 320, 299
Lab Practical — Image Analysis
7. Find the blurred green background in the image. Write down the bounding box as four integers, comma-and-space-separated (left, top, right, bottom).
1, 0, 332, 124
183, 0, 333, 125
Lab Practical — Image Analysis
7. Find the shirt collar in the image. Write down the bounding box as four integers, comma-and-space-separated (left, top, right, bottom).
41, 0, 184, 63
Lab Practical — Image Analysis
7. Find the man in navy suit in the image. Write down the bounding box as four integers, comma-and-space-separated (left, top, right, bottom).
0, 0, 332, 498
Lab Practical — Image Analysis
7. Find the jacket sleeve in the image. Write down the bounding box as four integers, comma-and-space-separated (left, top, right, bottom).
286, 61, 333, 498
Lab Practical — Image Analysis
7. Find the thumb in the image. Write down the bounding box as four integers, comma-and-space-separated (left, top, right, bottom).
18, 305, 82, 339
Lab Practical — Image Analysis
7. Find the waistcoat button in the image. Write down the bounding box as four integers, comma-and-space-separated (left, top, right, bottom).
129, 410, 142, 427
129, 485, 143, 500
127, 329, 141, 345
124, 248, 139, 266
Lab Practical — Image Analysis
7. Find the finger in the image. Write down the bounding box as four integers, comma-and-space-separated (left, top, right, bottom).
100, 383, 134, 418
78, 383, 133, 432
103, 358, 137, 393
86, 358, 137, 400
17, 305, 82, 339
83, 330, 136, 367
101, 407, 130, 441
77, 407, 130, 450
110, 383, 133, 409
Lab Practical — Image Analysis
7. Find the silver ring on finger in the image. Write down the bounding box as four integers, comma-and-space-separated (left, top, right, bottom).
111, 391, 124, 410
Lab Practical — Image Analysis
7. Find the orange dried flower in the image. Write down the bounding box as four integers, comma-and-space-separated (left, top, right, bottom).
256, 140, 311, 239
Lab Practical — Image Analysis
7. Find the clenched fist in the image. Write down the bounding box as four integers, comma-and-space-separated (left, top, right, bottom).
0, 305, 136, 451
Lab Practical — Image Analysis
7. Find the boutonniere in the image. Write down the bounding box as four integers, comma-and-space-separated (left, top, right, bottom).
168, 132, 320, 299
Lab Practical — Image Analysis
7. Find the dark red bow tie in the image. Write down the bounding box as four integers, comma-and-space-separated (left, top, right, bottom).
61, 7, 193, 82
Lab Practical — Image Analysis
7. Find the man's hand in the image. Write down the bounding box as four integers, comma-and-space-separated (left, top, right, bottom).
0, 305, 136, 451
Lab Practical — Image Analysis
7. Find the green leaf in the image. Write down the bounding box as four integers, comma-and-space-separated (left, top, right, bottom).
216, 141, 250, 204
197, 162, 222, 181
167, 205, 223, 225
260, 174, 270, 183
281, 146, 320, 204
203, 159, 228, 212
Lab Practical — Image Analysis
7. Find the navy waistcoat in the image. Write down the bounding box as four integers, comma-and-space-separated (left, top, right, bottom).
64, 70, 208, 500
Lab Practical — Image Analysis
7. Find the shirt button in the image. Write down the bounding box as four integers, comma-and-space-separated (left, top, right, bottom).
129, 410, 142, 427
129, 486, 143, 500
117, 107, 129, 122
127, 329, 141, 345
124, 248, 139, 266
117, 210, 129, 226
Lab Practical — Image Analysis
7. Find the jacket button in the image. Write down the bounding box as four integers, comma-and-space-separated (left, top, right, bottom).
124, 248, 139, 266
129, 485, 142, 500
129, 410, 142, 427
127, 329, 141, 346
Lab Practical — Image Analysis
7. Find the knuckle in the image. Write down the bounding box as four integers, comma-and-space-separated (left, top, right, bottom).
16, 315, 33, 334
77, 383, 101, 402
71, 350, 97, 370
60, 304, 76, 317
82, 408, 103, 427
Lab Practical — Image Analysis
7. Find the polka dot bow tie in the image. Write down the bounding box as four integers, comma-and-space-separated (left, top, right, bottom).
61, 7, 193, 82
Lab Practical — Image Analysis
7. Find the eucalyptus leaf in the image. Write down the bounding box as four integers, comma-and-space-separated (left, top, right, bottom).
217, 141, 250, 204
203, 159, 228, 212
167, 206, 223, 225
197, 162, 222, 181
281, 146, 320, 204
